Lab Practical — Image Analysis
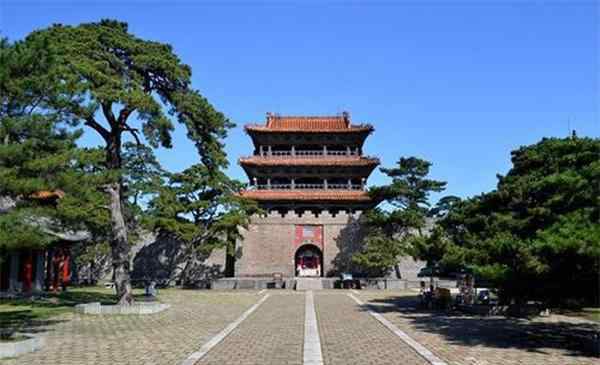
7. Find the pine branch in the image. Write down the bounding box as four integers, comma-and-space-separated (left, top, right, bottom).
84, 116, 110, 141
101, 102, 117, 128
122, 123, 141, 146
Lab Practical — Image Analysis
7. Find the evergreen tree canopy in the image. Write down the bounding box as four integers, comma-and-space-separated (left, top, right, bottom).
0, 37, 108, 252
11, 19, 234, 303
145, 165, 258, 285
354, 157, 447, 276
440, 137, 600, 306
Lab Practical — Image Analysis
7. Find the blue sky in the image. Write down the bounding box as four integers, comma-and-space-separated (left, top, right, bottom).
2, 1, 598, 202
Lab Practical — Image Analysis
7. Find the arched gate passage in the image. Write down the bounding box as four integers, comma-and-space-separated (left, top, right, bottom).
295, 244, 323, 277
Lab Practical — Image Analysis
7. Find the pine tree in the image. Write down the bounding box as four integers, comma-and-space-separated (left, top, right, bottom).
440, 137, 600, 306
145, 165, 258, 286
354, 157, 446, 277
0, 37, 92, 252
19, 20, 233, 303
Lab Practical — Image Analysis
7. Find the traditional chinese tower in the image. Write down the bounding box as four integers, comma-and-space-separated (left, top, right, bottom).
236, 112, 379, 279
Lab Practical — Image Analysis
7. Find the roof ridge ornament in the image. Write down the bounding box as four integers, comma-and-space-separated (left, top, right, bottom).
245, 111, 373, 133
342, 111, 350, 127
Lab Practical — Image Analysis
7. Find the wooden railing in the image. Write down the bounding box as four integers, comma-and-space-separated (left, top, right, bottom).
265, 150, 358, 157
254, 184, 363, 190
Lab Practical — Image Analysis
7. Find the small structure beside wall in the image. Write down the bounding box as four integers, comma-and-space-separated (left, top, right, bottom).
0, 192, 81, 295
0, 244, 71, 294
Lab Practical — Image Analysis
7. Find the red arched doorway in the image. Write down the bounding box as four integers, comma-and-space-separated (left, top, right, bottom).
295, 244, 323, 277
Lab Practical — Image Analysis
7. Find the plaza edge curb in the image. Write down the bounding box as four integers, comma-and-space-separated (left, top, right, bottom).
180, 293, 271, 365
348, 293, 448, 365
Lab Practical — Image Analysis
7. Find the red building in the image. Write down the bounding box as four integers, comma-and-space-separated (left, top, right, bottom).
0, 191, 75, 294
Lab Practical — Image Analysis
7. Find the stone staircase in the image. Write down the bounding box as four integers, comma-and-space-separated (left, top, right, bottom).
295, 278, 323, 291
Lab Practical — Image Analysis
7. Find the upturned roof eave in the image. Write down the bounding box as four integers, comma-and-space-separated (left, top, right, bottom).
237, 189, 375, 202
238, 159, 380, 181
243, 124, 375, 134
237, 156, 381, 167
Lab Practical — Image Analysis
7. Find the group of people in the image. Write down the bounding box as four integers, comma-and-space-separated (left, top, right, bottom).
419, 281, 452, 309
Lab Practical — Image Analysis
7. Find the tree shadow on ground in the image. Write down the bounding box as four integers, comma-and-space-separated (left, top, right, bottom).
362, 294, 600, 358
0, 309, 67, 335
0, 288, 145, 336
1, 288, 134, 308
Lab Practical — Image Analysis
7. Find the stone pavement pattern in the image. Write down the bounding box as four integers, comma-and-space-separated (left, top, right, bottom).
194, 292, 304, 365
356, 291, 599, 365
315, 292, 428, 365
1, 291, 259, 365
3, 289, 598, 365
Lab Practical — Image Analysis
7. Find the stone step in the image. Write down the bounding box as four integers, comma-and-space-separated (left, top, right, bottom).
295, 278, 323, 291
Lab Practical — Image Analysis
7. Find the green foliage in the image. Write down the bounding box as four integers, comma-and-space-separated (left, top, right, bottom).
9, 20, 235, 300
411, 226, 452, 268
24, 19, 233, 170
354, 157, 447, 275
145, 165, 259, 253
0, 209, 56, 250
0, 37, 109, 251
351, 229, 405, 277
144, 165, 259, 285
122, 142, 166, 207
371, 157, 446, 233
440, 137, 600, 306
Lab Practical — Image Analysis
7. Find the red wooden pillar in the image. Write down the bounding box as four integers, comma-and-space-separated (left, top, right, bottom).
61, 249, 70, 291
22, 251, 33, 292
52, 250, 61, 292
45, 248, 54, 291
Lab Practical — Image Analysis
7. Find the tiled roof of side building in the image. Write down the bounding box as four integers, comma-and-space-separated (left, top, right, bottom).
29, 190, 66, 200
245, 112, 374, 133
238, 156, 380, 167
239, 190, 373, 202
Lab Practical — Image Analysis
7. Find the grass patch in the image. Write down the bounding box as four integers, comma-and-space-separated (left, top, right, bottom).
0, 333, 30, 342
558, 307, 600, 323
580, 307, 600, 322
0, 286, 147, 333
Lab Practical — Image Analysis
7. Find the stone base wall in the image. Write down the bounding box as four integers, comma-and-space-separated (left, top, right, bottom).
235, 211, 364, 277
129, 232, 227, 287
65, 213, 426, 286
392, 256, 427, 280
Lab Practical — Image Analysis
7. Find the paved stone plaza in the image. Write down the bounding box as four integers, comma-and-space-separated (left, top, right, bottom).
3, 290, 598, 365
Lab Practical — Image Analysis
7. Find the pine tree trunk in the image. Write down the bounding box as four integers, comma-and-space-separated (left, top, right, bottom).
103, 133, 133, 305
394, 263, 401, 279
180, 259, 192, 288
180, 250, 196, 288
107, 182, 133, 305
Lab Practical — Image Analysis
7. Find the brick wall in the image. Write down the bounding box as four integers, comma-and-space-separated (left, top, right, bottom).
235, 211, 365, 277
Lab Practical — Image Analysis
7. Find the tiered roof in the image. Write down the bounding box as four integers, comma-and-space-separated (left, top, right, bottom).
239, 112, 378, 206
245, 113, 373, 133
